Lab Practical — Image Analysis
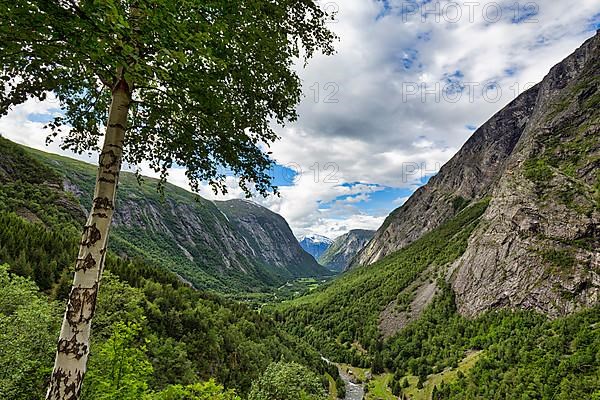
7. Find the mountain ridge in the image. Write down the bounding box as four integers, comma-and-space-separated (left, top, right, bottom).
450, 32, 600, 317
0, 137, 327, 292
354, 31, 600, 318
354, 84, 540, 266
319, 229, 375, 272
279, 32, 600, 340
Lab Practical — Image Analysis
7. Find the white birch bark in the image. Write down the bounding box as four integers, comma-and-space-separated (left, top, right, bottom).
46, 78, 131, 400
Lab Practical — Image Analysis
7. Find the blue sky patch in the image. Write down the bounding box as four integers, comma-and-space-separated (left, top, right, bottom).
27, 111, 59, 124
399, 48, 420, 70
589, 13, 600, 31
417, 31, 432, 42
504, 66, 518, 77
376, 0, 392, 20
317, 174, 436, 218
318, 185, 414, 215
270, 164, 299, 187
510, 3, 539, 24
443, 70, 465, 96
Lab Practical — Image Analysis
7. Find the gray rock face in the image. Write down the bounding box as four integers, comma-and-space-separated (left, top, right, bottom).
450, 33, 600, 318
379, 278, 438, 339
214, 199, 324, 276
108, 192, 328, 291
6, 143, 328, 291
358, 31, 600, 318
354, 80, 541, 267
319, 229, 375, 272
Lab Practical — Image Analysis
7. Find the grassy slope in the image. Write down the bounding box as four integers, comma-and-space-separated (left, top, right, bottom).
325, 373, 338, 399
400, 351, 483, 400
366, 374, 395, 400
337, 351, 484, 399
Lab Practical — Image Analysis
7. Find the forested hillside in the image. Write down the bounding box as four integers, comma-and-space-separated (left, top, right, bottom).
277, 200, 491, 364
275, 32, 600, 399
1, 137, 326, 293
0, 136, 342, 399
276, 201, 600, 399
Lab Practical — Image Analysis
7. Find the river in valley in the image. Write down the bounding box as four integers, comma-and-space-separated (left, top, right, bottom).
322, 357, 365, 400
338, 367, 365, 400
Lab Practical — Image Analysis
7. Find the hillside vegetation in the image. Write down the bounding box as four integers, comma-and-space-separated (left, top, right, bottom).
0, 136, 341, 398
276, 200, 600, 398
276, 200, 490, 362
1, 136, 326, 293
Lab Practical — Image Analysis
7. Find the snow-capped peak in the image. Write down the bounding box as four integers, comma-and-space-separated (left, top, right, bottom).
299, 234, 333, 245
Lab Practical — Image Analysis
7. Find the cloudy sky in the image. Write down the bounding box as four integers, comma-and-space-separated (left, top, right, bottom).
2, 0, 600, 239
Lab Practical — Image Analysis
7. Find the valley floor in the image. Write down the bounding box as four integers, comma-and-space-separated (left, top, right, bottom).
331, 350, 483, 400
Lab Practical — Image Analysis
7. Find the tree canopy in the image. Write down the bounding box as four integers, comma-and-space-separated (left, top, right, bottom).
0, 0, 336, 195
248, 361, 327, 400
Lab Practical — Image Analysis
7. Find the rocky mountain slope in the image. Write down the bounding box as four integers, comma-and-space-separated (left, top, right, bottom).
276, 37, 600, 398
273, 33, 600, 399
319, 229, 375, 272
299, 234, 333, 260
354, 79, 541, 266
0, 138, 327, 292
451, 32, 600, 318
355, 31, 600, 318
214, 199, 321, 280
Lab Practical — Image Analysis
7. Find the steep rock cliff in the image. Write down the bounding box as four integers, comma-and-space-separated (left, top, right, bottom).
319, 229, 375, 272
450, 33, 600, 317
355, 82, 541, 266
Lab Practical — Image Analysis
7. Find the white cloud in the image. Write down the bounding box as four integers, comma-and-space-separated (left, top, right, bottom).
2, 0, 599, 239
0, 97, 99, 164
394, 196, 411, 206
344, 193, 371, 204
264, 0, 599, 236
304, 214, 387, 240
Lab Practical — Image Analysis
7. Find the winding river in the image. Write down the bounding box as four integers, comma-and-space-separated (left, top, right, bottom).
338, 368, 365, 400
322, 357, 365, 400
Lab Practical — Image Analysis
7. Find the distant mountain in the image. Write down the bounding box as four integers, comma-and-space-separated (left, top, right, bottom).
299, 234, 333, 260
319, 230, 375, 272
0, 137, 328, 293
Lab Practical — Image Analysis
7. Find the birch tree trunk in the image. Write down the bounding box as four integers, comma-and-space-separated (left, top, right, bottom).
46, 78, 131, 400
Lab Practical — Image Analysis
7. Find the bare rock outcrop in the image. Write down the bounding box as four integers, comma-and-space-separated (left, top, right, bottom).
451, 33, 600, 317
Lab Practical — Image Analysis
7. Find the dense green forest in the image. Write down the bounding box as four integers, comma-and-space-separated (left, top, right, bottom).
2, 133, 599, 399
0, 136, 342, 399
275, 200, 600, 399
